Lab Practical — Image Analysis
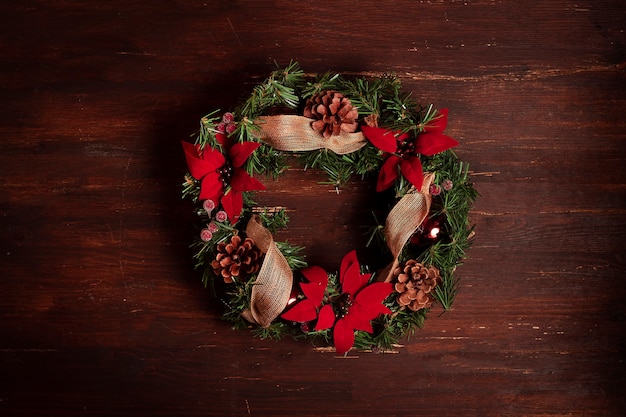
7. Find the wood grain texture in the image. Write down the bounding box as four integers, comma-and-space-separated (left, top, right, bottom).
1, 1, 624, 416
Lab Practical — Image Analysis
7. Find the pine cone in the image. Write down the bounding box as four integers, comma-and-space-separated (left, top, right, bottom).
392, 260, 441, 311
303, 90, 358, 138
211, 235, 262, 283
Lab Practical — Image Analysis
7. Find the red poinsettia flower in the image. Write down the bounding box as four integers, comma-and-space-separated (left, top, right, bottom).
361, 109, 458, 192
291, 251, 393, 355
182, 132, 264, 222
281, 265, 328, 323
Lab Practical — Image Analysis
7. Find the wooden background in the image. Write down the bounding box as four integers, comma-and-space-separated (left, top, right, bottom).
1, 1, 624, 416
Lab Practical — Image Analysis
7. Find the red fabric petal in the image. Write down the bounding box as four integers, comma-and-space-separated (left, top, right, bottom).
229, 141, 261, 168
333, 318, 355, 355
314, 304, 336, 331
355, 304, 391, 328
355, 301, 391, 322
340, 250, 358, 282
346, 303, 391, 332
221, 190, 243, 222
342, 262, 371, 298
302, 265, 329, 285
369, 302, 393, 317
181, 140, 201, 158
376, 156, 401, 192
414, 132, 458, 156
281, 299, 318, 323
182, 141, 225, 179
229, 169, 265, 192
215, 132, 228, 147
199, 172, 224, 202
343, 307, 374, 333
400, 156, 424, 190
343, 282, 393, 332
361, 126, 398, 153
340, 251, 370, 298
424, 108, 448, 133
300, 282, 325, 306
300, 266, 328, 304
354, 282, 394, 308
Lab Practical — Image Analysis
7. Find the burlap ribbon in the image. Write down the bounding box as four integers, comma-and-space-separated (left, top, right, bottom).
241, 214, 293, 327
381, 173, 435, 282
255, 115, 367, 154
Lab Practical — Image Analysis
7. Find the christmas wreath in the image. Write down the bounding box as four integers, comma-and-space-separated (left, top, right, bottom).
181, 62, 477, 355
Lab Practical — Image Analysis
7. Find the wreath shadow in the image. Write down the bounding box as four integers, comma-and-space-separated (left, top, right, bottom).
149, 62, 270, 317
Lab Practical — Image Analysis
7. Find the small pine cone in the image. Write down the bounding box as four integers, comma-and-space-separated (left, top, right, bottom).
211, 235, 262, 283
303, 90, 358, 138
392, 260, 441, 311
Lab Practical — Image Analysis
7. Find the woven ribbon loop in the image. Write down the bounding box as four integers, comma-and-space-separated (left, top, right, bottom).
382, 173, 434, 282
242, 214, 293, 327
255, 115, 367, 155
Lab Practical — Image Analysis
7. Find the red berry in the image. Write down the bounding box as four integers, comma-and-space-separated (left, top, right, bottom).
200, 228, 213, 242
429, 184, 442, 196
222, 112, 235, 124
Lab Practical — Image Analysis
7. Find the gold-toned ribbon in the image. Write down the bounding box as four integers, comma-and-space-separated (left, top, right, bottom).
382, 173, 434, 282
241, 214, 293, 328
255, 115, 367, 154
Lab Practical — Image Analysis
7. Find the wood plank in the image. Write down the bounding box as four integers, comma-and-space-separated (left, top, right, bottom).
1, 0, 625, 416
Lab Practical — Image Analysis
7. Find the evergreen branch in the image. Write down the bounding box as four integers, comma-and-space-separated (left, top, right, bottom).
252, 322, 289, 340
196, 110, 225, 150
272, 60, 305, 88
365, 218, 386, 250
222, 279, 254, 324
302, 72, 341, 98
181, 174, 200, 202
256, 206, 290, 233
275, 241, 307, 270
245, 143, 289, 179
432, 269, 459, 311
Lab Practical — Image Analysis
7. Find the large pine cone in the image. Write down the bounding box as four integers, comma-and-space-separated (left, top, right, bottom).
392, 260, 441, 311
211, 235, 262, 283
303, 90, 358, 138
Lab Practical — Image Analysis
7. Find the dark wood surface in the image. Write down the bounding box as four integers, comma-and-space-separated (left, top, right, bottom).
1, 1, 625, 416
